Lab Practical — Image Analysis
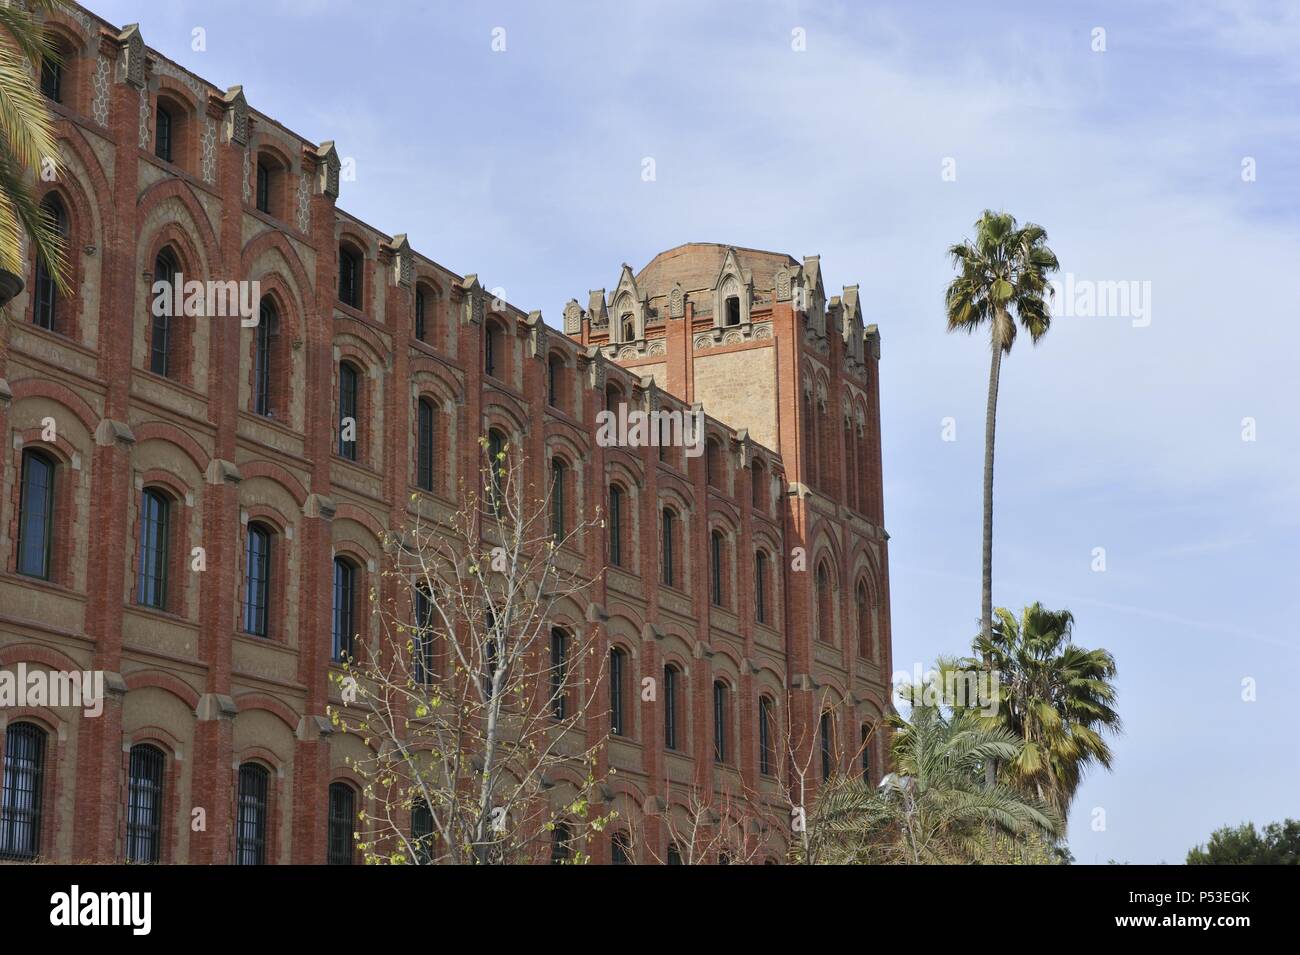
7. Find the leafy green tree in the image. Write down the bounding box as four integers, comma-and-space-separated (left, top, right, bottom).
971, 603, 1120, 823
806, 694, 1061, 864
0, 0, 68, 291
944, 212, 1059, 686
1187, 819, 1300, 865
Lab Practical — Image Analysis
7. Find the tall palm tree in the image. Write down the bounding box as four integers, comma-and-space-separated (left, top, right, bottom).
972, 602, 1121, 822
806, 697, 1060, 864
944, 211, 1059, 676
0, 0, 68, 302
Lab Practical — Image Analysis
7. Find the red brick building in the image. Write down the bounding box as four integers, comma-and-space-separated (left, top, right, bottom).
0, 3, 892, 863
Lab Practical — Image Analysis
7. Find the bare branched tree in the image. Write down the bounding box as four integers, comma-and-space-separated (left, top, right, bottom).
329, 437, 614, 864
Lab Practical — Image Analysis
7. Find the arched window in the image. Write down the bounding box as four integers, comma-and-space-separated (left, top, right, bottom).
660, 507, 675, 586
861, 724, 873, 785
725, 296, 741, 326
816, 562, 833, 644
754, 550, 768, 624
609, 646, 627, 736
0, 722, 47, 860
253, 297, 278, 417
551, 822, 572, 864
486, 428, 506, 513
338, 361, 359, 460
154, 104, 173, 162
33, 194, 65, 332
856, 581, 872, 659
802, 391, 818, 486
332, 557, 357, 662
607, 484, 623, 567
751, 460, 766, 513
484, 319, 504, 378
411, 801, 433, 863
125, 743, 165, 863
663, 664, 680, 750
413, 288, 427, 342
611, 831, 631, 865
820, 711, 834, 781
549, 627, 568, 720
844, 418, 859, 511
150, 249, 178, 377
604, 383, 620, 415
619, 312, 635, 342
713, 680, 729, 763
705, 437, 721, 489
549, 458, 566, 539
666, 843, 683, 865
758, 697, 775, 776
242, 522, 272, 637
235, 763, 268, 865
710, 529, 725, 606
413, 585, 434, 685
416, 397, 436, 491
338, 244, 361, 308
547, 354, 564, 408
327, 782, 356, 865
136, 488, 171, 610
39, 49, 62, 102
16, 449, 55, 580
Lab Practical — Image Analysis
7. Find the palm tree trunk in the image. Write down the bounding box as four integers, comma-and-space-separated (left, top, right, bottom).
981, 316, 1006, 791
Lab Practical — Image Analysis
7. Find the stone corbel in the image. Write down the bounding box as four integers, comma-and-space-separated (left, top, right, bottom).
205, 458, 242, 486
95, 418, 135, 449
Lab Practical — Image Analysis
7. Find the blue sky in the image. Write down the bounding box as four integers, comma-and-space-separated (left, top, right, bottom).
95, 0, 1299, 863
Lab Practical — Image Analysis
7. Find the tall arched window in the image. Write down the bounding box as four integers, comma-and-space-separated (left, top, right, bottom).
549, 627, 568, 720
706, 437, 721, 489
255, 160, 271, 214
861, 724, 874, 784
856, 581, 872, 659
607, 484, 623, 567
611, 831, 631, 865
710, 529, 725, 606
751, 459, 766, 513
154, 104, 173, 162
417, 398, 436, 491
820, 711, 834, 780
136, 488, 170, 610
253, 297, 277, 417
16, 449, 55, 580
551, 822, 572, 864
604, 384, 620, 415
754, 550, 768, 625
547, 354, 563, 408
550, 458, 565, 539
327, 782, 356, 865
125, 743, 165, 863
484, 319, 504, 378
39, 49, 62, 102
242, 522, 272, 636
338, 244, 361, 308
725, 295, 740, 326
844, 419, 859, 511
713, 680, 729, 763
150, 250, 178, 377
411, 801, 434, 863
413, 585, 434, 685
758, 697, 775, 776
0, 722, 47, 860
802, 392, 817, 486
660, 507, 675, 586
816, 562, 833, 644
663, 664, 680, 750
338, 361, 359, 460
332, 557, 357, 662
609, 647, 627, 736
235, 763, 269, 865
486, 428, 506, 513
33, 195, 65, 332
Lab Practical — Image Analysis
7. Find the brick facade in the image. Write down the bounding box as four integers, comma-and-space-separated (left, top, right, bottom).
0, 3, 892, 863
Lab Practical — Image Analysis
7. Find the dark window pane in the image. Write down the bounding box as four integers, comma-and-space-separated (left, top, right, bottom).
242, 524, 271, 636
608, 485, 622, 566
609, 648, 625, 736
417, 399, 435, 491
254, 300, 274, 416
664, 666, 678, 750
40, 56, 61, 102
332, 558, 356, 662
411, 801, 433, 863
550, 628, 567, 720
0, 723, 46, 860
150, 253, 176, 377
17, 451, 55, 579
759, 698, 773, 776
255, 162, 270, 213
713, 681, 727, 763
661, 509, 674, 586
126, 744, 165, 863
327, 783, 355, 864
413, 587, 435, 684
154, 106, 172, 162
235, 763, 268, 865
338, 363, 358, 460
136, 489, 170, 609
550, 460, 564, 538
